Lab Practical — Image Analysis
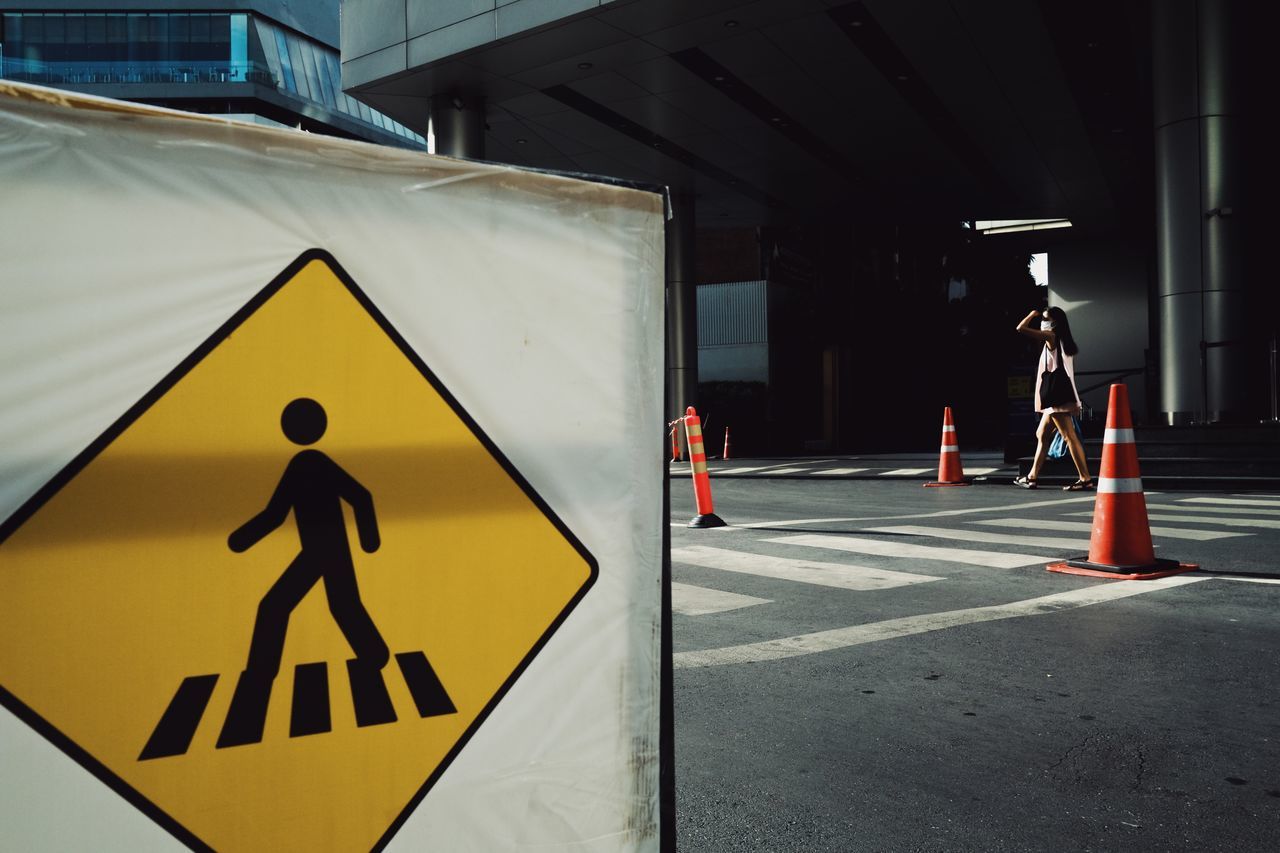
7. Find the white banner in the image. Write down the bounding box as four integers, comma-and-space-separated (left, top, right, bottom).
0, 82, 664, 852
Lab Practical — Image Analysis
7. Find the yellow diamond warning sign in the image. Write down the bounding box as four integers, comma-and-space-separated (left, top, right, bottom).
0, 251, 597, 851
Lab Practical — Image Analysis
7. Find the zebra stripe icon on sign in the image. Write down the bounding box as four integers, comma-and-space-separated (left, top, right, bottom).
140, 652, 456, 760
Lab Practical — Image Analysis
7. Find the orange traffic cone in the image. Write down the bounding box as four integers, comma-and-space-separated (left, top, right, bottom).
925, 407, 969, 487
684, 407, 726, 528
723, 426, 732, 461
1047, 384, 1198, 580
670, 422, 681, 462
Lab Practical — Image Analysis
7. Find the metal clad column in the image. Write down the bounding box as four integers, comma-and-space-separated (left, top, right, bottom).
1153, 0, 1247, 424
666, 192, 698, 422
1198, 0, 1246, 421
430, 95, 485, 160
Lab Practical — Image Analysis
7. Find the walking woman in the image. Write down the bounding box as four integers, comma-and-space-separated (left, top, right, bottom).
1013, 307, 1094, 490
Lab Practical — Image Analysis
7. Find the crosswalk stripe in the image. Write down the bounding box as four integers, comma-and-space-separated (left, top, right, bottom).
673, 576, 1205, 668
347, 660, 397, 727
1181, 497, 1280, 508
672, 545, 942, 590
1230, 494, 1280, 501
395, 652, 456, 718
980, 517, 1246, 541
671, 581, 771, 615
217, 670, 272, 748
1150, 503, 1280, 517
1068, 511, 1280, 531
764, 533, 1046, 568
762, 467, 809, 475
966, 467, 999, 475
864, 525, 1090, 551
139, 674, 220, 760
813, 467, 868, 475
713, 466, 769, 474
290, 662, 331, 738
880, 468, 931, 476
734, 495, 1097, 529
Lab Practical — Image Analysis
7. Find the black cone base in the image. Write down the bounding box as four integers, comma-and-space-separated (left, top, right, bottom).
688, 513, 727, 529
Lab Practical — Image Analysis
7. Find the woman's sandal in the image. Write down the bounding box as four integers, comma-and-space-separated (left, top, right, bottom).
1014, 475, 1037, 489
1063, 479, 1096, 491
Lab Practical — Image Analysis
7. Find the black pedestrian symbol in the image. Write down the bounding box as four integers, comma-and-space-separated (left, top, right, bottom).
139, 399, 456, 761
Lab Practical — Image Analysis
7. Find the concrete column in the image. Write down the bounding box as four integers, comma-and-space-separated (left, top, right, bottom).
430, 95, 485, 160
666, 193, 698, 423
1153, 0, 1247, 423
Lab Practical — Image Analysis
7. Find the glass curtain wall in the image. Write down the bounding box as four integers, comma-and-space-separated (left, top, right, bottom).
0, 11, 422, 145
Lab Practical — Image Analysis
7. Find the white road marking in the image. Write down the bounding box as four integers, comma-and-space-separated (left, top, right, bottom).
735, 495, 1098, 529
671, 582, 770, 615
673, 576, 1206, 668
880, 468, 931, 476
1133, 512, 1280, 531
1215, 576, 1280, 586
1152, 503, 1280, 517
865, 525, 1090, 551
1182, 497, 1280, 508
813, 468, 869, 475
671, 545, 942, 591
983, 517, 1247, 541
761, 467, 809, 475
712, 466, 770, 474
765, 533, 1046, 568
966, 467, 1000, 475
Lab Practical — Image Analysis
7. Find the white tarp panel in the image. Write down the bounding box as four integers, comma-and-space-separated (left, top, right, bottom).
0, 82, 664, 852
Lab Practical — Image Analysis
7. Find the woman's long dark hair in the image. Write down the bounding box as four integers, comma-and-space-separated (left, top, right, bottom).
1047, 306, 1079, 356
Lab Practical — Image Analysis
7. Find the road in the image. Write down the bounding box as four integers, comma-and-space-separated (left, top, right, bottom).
670, 474, 1280, 852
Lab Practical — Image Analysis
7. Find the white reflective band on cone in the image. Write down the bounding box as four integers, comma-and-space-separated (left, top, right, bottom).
940, 445, 958, 453
1104, 428, 1135, 444
942, 425, 955, 432
1098, 477, 1143, 493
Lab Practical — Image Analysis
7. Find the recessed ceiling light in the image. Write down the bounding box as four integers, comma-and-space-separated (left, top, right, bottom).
515, 138, 528, 144
577, 61, 594, 70
769, 116, 781, 122
724, 19, 739, 28
713, 75, 726, 82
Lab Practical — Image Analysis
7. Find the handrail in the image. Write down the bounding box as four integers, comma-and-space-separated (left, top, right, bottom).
1075, 367, 1144, 397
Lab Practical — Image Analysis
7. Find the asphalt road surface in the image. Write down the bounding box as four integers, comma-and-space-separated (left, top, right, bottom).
670, 475, 1280, 852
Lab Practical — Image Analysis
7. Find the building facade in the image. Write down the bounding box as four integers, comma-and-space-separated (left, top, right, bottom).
0, 2, 423, 147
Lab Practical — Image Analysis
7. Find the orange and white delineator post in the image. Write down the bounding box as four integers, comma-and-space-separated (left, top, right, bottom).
1048, 383, 1198, 580
723, 426, 732, 461
684, 406, 727, 528
670, 422, 681, 462
925, 407, 969, 487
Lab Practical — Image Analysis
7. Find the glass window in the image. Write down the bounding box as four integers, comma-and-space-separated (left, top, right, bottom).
313, 43, 336, 108
84, 14, 106, 48
284, 33, 310, 100
230, 14, 247, 81
272, 28, 295, 93
43, 14, 64, 64
64, 14, 85, 64
254, 18, 280, 85
169, 13, 188, 47
149, 14, 170, 64
105, 14, 126, 63
297, 38, 323, 106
